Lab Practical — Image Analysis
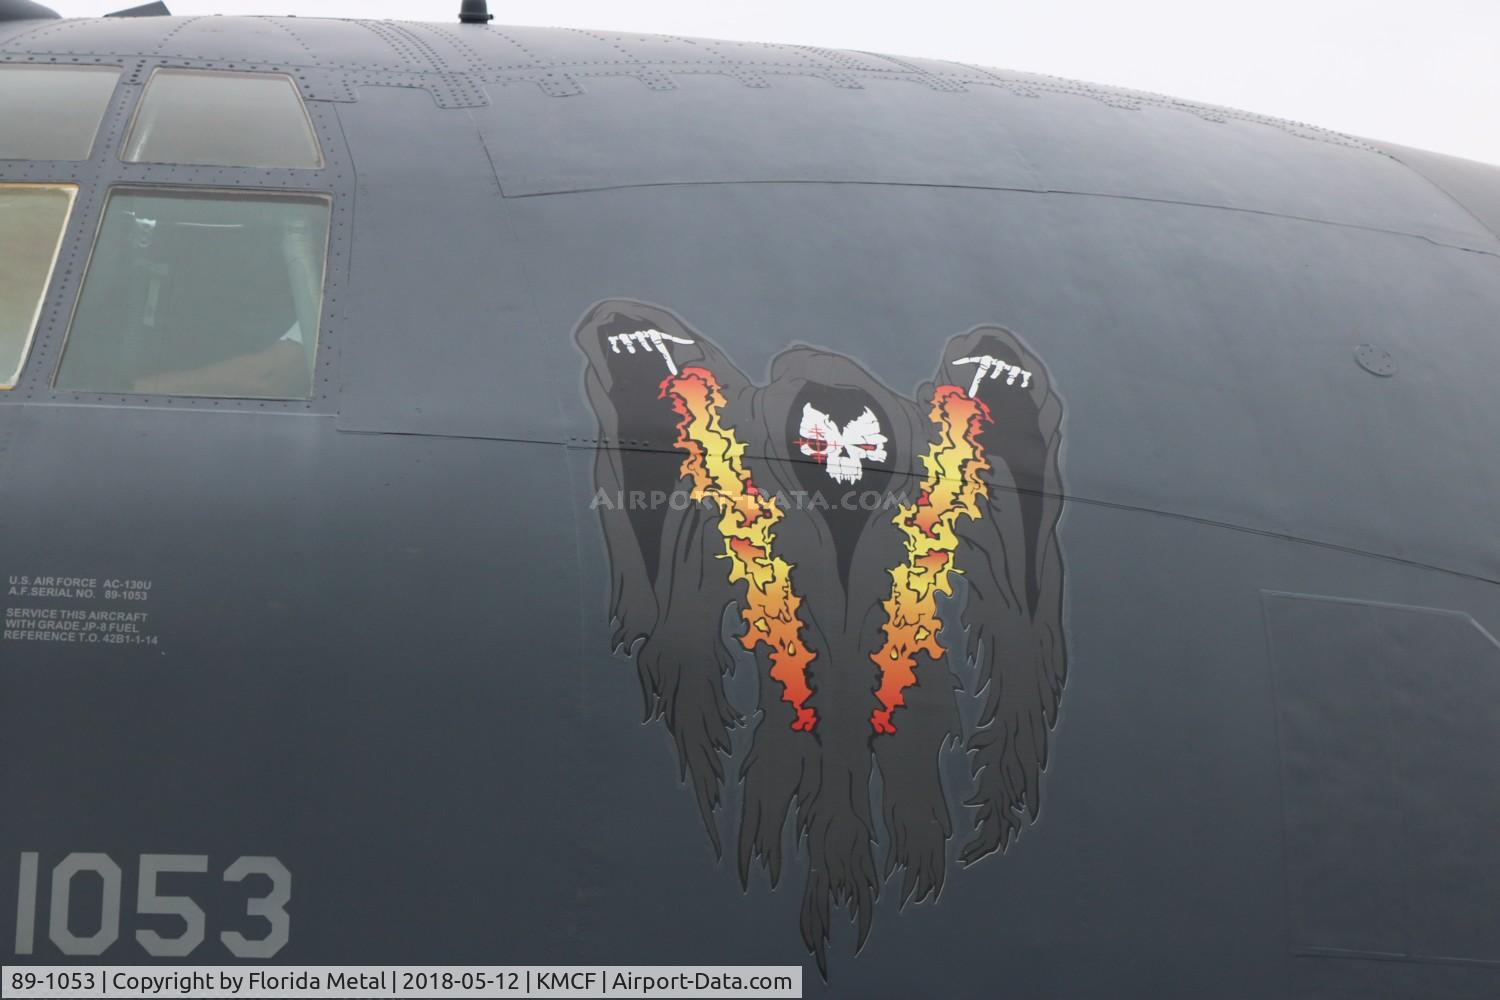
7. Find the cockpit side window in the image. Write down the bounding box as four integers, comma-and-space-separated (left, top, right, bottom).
55, 188, 331, 400
123, 69, 323, 169
0, 184, 76, 389
0, 66, 120, 161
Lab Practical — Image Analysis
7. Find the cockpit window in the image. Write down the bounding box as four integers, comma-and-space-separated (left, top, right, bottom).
0, 66, 120, 161
123, 69, 323, 169
0, 185, 76, 388
55, 188, 331, 400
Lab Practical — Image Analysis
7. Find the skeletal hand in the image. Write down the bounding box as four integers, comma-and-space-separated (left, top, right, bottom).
954, 354, 1032, 397
608, 328, 695, 376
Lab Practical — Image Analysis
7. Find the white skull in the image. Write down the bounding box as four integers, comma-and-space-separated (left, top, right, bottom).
796, 404, 889, 485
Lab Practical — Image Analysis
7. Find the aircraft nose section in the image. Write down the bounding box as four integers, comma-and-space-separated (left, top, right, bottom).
0, 0, 60, 20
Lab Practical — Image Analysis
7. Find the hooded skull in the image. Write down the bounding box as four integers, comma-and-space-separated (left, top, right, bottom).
796, 403, 890, 484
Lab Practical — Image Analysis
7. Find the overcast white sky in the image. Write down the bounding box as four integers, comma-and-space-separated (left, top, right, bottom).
53, 0, 1500, 165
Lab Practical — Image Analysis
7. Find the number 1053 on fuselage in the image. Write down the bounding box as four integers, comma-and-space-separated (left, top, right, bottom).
12, 852, 290, 959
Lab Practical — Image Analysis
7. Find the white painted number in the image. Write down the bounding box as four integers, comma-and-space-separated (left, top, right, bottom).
12, 852, 289, 958
13, 852, 37, 955
135, 854, 208, 957
220, 856, 291, 959
49, 853, 121, 956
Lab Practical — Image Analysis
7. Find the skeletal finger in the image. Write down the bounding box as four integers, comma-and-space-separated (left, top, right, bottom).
647, 331, 680, 376
661, 333, 695, 345
990, 361, 1005, 380
637, 331, 677, 375
1005, 366, 1019, 385
968, 359, 992, 398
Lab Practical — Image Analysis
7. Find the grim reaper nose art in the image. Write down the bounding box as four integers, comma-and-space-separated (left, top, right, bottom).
578, 301, 1069, 974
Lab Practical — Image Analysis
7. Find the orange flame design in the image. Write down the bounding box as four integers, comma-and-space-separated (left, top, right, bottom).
662, 367, 818, 732
870, 385, 992, 734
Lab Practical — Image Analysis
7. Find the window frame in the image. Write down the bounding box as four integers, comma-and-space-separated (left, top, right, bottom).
0, 183, 79, 390
0, 64, 123, 163
52, 184, 336, 402
121, 67, 326, 170
0, 54, 351, 414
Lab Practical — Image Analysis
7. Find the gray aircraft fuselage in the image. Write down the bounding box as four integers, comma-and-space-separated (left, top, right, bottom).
2, 10, 1499, 999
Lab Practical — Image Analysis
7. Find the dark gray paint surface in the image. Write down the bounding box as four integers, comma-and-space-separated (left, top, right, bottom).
1267, 595, 1500, 998
1268, 596, 1500, 961
1, 15, 1498, 998
1378, 140, 1500, 242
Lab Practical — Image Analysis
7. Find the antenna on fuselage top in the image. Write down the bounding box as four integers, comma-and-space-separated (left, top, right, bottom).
458, 0, 492, 24
105, 1, 170, 15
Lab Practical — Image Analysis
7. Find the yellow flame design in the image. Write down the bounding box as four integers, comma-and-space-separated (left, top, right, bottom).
662, 367, 818, 732
870, 385, 992, 734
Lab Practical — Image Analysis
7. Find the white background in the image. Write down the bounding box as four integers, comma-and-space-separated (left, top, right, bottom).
48, 0, 1500, 165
